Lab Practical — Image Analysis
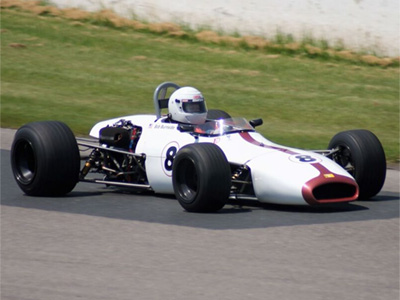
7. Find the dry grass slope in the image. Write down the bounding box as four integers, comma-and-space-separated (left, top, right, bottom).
1, 0, 399, 67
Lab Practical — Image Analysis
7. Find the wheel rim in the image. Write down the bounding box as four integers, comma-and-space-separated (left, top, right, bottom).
13, 139, 36, 185
176, 158, 198, 203
334, 145, 355, 177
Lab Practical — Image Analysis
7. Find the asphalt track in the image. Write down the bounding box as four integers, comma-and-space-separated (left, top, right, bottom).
1, 128, 399, 300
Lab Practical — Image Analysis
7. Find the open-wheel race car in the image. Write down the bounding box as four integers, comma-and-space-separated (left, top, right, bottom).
11, 82, 387, 212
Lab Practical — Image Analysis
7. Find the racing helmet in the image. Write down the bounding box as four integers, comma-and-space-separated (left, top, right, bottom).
169, 87, 207, 124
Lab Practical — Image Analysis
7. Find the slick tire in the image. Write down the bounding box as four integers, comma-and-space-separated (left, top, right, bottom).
172, 143, 231, 212
328, 129, 386, 199
11, 121, 80, 196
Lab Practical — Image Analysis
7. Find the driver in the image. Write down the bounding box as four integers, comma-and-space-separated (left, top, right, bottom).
168, 87, 207, 124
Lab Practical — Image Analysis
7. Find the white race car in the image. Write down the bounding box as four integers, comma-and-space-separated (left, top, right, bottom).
11, 82, 387, 212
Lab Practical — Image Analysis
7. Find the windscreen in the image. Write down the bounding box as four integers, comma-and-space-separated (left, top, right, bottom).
193, 118, 255, 136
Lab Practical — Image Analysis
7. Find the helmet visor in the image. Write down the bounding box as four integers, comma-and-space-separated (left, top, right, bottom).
182, 101, 207, 113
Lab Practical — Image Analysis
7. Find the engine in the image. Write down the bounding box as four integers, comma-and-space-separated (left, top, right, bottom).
80, 120, 148, 188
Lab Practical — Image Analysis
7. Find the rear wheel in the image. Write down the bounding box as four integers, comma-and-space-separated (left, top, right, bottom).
11, 121, 80, 196
172, 143, 231, 212
328, 129, 386, 199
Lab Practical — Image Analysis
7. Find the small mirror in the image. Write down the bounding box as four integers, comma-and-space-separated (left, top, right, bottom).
249, 118, 263, 128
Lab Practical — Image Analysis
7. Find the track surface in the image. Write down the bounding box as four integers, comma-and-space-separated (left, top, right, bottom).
1, 128, 399, 300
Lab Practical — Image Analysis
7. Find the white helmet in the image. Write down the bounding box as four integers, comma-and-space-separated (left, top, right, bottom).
169, 87, 207, 124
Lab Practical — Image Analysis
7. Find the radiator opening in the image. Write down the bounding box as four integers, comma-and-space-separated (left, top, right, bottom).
313, 183, 357, 200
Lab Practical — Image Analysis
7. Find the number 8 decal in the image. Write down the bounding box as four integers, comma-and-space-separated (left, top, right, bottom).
162, 142, 179, 176
164, 146, 177, 171
295, 155, 317, 163
289, 154, 321, 163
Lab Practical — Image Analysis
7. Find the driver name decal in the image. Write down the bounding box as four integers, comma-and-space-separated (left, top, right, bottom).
154, 124, 176, 130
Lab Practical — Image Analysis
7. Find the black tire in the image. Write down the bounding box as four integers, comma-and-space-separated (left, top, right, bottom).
207, 109, 231, 120
11, 121, 80, 196
172, 143, 231, 212
328, 129, 386, 199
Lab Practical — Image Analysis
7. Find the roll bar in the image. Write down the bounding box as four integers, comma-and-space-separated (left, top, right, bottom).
153, 82, 180, 119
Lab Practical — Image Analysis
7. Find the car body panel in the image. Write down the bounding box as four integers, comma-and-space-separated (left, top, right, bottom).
89, 114, 359, 205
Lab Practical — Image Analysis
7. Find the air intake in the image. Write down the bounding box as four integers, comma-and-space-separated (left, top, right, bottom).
313, 183, 357, 201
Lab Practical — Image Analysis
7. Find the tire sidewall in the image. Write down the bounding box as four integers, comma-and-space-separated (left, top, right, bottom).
11, 126, 46, 192
172, 148, 203, 205
172, 143, 231, 212
328, 130, 386, 199
11, 121, 80, 196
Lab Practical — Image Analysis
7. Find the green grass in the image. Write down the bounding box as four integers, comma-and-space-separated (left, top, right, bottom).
1, 9, 399, 161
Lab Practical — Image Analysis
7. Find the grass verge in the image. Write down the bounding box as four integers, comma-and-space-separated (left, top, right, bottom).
1, 6, 399, 161
2, 0, 399, 67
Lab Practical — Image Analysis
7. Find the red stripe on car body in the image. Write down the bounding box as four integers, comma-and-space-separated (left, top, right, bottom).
239, 132, 359, 204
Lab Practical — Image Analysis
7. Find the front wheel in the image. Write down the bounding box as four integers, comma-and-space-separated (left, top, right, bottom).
328, 129, 386, 199
172, 143, 231, 212
11, 121, 80, 196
